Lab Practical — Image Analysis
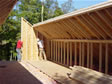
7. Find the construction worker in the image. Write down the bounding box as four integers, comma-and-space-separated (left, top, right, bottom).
37, 38, 47, 60
16, 38, 23, 61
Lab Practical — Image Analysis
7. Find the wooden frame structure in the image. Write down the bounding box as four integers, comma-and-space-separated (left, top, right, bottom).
21, 1, 112, 75
0, 0, 17, 25
21, 18, 38, 61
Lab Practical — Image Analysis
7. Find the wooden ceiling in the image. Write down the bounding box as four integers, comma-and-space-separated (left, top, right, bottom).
0, 0, 17, 25
33, 1, 112, 40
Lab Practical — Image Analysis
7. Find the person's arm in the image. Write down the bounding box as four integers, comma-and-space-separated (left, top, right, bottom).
21, 41, 23, 47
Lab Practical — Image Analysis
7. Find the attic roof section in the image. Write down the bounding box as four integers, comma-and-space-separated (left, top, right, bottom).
33, 0, 112, 28
33, 1, 112, 40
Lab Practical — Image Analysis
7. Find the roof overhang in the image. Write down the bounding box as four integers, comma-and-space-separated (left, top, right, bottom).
0, 0, 17, 25
33, 1, 112, 40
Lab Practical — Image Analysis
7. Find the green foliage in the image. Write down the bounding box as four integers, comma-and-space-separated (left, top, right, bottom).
0, 0, 64, 60
0, 10, 19, 60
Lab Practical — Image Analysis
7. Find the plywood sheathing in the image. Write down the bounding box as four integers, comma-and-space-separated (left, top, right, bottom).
0, 0, 17, 25
21, 18, 39, 61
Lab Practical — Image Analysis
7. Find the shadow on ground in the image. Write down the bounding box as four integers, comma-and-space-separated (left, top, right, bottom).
0, 61, 42, 84
53, 73, 84, 84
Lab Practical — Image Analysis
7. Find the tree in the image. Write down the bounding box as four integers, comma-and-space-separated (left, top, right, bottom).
0, 10, 20, 60
44, 0, 63, 19
0, 0, 64, 60
18, 0, 42, 24
18, 0, 64, 23
61, 0, 76, 14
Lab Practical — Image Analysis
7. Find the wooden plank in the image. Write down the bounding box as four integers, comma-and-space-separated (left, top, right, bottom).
64, 42, 66, 65
95, 11, 112, 38
51, 23, 64, 38
57, 41, 58, 62
105, 43, 108, 74
58, 41, 60, 63
79, 42, 82, 66
69, 18, 90, 39
70, 42, 72, 66
61, 20, 78, 38
79, 15, 100, 39
52, 39, 112, 43
44, 24, 60, 39
99, 43, 102, 72
26, 20, 28, 60
54, 41, 55, 61
30, 27, 33, 60
58, 21, 76, 39
56, 23, 70, 38
88, 13, 110, 39
56, 41, 57, 62
67, 42, 69, 66
62, 20, 82, 39
65, 19, 84, 39
82, 42, 85, 66
104, 9, 112, 20
87, 43, 90, 68
61, 41, 63, 64
90, 43, 93, 69
21, 18, 39, 61
51, 40, 52, 60
85, 14, 107, 39
75, 16, 97, 37
75, 42, 77, 65
96, 11, 112, 30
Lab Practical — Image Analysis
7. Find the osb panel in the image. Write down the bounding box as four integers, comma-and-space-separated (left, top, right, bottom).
21, 18, 38, 61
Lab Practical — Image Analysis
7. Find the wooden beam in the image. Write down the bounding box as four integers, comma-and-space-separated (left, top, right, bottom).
51, 40, 52, 60
85, 14, 107, 39
67, 42, 69, 66
56, 23, 70, 38
88, 13, 111, 39
58, 41, 60, 63
52, 23, 64, 38
63, 19, 83, 39
64, 42, 66, 65
87, 43, 90, 68
61, 20, 79, 39
104, 9, 112, 21
56, 41, 58, 62
82, 42, 85, 66
99, 43, 102, 72
69, 18, 90, 39
52, 39, 112, 43
54, 41, 55, 61
75, 16, 97, 38
70, 42, 72, 66
75, 42, 77, 65
79, 15, 100, 39
61, 41, 63, 64
79, 42, 82, 66
95, 11, 112, 38
105, 43, 108, 74
90, 43, 93, 69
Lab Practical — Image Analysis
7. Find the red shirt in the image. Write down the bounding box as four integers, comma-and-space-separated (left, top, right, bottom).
16, 40, 23, 48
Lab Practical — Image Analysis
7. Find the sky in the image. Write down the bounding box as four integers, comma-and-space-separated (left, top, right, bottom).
14, 0, 108, 10
57, 0, 108, 9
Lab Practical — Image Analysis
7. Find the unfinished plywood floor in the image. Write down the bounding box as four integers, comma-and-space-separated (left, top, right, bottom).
27, 60, 83, 84
0, 61, 42, 84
